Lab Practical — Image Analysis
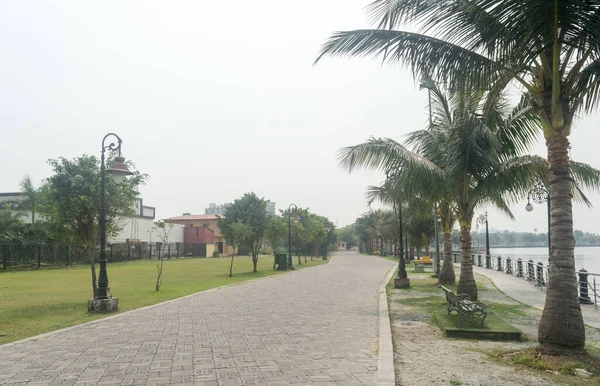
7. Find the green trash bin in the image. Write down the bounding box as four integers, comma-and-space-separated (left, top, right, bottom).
276, 253, 288, 271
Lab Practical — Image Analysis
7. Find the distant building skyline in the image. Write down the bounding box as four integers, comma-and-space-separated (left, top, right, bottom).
204, 203, 230, 215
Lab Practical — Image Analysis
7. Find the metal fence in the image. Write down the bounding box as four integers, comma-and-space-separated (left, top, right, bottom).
451, 252, 600, 308
1, 242, 209, 271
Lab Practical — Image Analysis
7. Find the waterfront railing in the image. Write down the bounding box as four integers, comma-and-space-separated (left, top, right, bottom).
450, 252, 599, 309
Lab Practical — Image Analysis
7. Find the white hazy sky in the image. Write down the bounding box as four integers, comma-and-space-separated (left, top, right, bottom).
1, 0, 599, 233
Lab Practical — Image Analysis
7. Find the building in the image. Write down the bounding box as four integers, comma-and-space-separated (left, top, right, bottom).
266, 201, 276, 215
204, 203, 230, 215
164, 214, 233, 256
112, 198, 183, 244
0, 192, 30, 222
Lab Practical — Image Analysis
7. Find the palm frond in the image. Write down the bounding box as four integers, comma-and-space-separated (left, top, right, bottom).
315, 29, 501, 90
571, 56, 600, 114
337, 136, 440, 176
571, 161, 600, 207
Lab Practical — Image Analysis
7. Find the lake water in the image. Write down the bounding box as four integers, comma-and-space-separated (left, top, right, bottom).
489, 246, 600, 274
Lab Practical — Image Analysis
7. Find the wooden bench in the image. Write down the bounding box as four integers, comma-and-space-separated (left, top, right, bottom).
412, 261, 425, 272
438, 285, 487, 328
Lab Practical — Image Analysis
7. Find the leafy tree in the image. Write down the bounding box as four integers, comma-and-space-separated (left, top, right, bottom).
219, 192, 268, 272
265, 215, 287, 268
226, 220, 252, 276
316, 0, 600, 349
336, 225, 359, 250
40, 155, 146, 297
153, 220, 174, 291
291, 217, 307, 265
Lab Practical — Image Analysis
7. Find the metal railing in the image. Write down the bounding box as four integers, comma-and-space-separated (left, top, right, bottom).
450, 252, 599, 308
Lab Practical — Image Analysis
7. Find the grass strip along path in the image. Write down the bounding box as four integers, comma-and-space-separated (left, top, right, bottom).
0, 256, 326, 345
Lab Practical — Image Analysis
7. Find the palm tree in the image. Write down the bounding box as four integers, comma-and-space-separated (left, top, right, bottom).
338, 85, 600, 302
19, 175, 40, 224
316, 0, 600, 349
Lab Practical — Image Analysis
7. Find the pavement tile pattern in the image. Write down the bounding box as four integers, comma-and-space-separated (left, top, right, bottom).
0, 253, 395, 385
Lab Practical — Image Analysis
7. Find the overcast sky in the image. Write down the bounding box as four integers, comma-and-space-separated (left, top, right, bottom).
1, 0, 599, 233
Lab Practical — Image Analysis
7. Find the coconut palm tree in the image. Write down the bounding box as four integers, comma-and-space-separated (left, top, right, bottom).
316, 0, 600, 349
19, 175, 40, 224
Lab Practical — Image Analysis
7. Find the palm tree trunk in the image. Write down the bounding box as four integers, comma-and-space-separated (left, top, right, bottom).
438, 231, 455, 285
457, 226, 477, 300
538, 134, 585, 349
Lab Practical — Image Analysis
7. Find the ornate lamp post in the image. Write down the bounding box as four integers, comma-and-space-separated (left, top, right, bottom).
433, 203, 441, 276
323, 224, 331, 260
420, 78, 441, 276
525, 181, 551, 260
88, 133, 133, 313
287, 203, 297, 270
385, 170, 409, 288
477, 211, 490, 258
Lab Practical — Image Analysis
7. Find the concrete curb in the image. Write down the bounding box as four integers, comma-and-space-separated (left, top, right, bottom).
376, 266, 398, 386
1, 258, 331, 348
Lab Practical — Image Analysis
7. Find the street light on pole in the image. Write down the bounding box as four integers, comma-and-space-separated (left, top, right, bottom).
419, 78, 441, 277
323, 224, 331, 260
88, 133, 133, 313
525, 182, 551, 260
477, 211, 490, 258
287, 203, 297, 270
386, 170, 409, 288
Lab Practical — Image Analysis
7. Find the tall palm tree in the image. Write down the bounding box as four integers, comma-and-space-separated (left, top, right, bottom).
316, 0, 600, 349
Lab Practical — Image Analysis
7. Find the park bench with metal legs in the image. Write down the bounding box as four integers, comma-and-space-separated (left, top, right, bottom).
412, 261, 425, 272
439, 285, 487, 328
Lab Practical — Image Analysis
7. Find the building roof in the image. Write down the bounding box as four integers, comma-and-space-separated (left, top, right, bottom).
0, 192, 22, 197
164, 214, 222, 221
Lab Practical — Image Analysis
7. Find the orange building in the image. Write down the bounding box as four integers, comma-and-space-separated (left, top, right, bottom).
164, 214, 234, 256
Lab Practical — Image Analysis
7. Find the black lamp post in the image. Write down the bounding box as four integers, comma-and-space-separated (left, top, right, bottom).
287, 203, 297, 270
433, 203, 441, 276
526, 181, 551, 260
89, 133, 133, 312
477, 211, 490, 258
385, 170, 409, 288
323, 224, 331, 260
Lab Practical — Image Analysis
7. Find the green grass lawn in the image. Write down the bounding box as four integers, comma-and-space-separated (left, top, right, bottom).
0, 255, 326, 345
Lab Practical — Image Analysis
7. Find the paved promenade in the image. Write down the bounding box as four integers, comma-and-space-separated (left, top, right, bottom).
473, 265, 600, 328
0, 252, 396, 386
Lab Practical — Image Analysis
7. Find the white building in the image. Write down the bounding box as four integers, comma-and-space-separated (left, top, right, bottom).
0, 193, 182, 243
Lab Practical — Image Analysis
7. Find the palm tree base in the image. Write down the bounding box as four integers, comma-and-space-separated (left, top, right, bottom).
394, 277, 410, 289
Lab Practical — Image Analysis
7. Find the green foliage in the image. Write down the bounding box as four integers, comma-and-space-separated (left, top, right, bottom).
218, 192, 268, 271
0, 208, 25, 242
336, 225, 359, 249
39, 155, 147, 250
265, 215, 287, 258
19, 175, 42, 224
226, 220, 253, 276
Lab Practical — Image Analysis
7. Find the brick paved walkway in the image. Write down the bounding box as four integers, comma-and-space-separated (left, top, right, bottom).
0, 252, 395, 386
